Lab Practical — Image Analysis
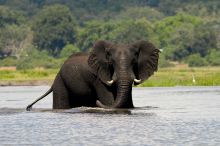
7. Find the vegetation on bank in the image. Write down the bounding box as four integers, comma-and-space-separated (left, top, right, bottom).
140, 67, 220, 87
0, 69, 58, 82
1, 0, 220, 69
0, 67, 219, 86
0, 1, 220, 87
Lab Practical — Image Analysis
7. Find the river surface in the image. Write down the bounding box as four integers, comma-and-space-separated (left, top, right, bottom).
0, 86, 220, 146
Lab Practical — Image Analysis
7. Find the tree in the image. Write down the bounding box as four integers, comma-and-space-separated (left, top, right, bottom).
206, 49, 220, 66
191, 22, 218, 57
154, 13, 203, 60
0, 6, 25, 27
60, 44, 80, 58
187, 54, 208, 67
115, 7, 164, 22
77, 21, 117, 51
0, 24, 31, 58
0, 6, 29, 58
109, 19, 156, 44
32, 4, 77, 56
77, 19, 157, 51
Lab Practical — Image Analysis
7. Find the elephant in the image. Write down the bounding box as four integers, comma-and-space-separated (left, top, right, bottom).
26, 40, 159, 110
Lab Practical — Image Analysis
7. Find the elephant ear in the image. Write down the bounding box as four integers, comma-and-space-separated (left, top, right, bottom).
88, 40, 113, 84
134, 40, 160, 82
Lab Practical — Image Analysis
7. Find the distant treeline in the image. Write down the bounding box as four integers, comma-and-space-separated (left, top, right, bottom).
0, 0, 220, 69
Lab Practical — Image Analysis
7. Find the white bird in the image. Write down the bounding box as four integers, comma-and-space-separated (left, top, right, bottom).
192, 74, 196, 84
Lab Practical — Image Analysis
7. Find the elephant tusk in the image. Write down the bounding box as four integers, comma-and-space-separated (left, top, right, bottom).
134, 78, 141, 83
107, 80, 114, 85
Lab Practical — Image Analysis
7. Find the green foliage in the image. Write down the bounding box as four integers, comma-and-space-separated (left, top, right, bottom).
32, 4, 77, 56
191, 23, 218, 57
0, 24, 30, 57
206, 49, 220, 66
0, 57, 17, 66
60, 44, 80, 58
1, 67, 220, 86
155, 13, 203, 60
0, 6, 25, 27
187, 54, 208, 67
77, 21, 116, 51
78, 19, 156, 51
0, 0, 220, 69
0, 69, 59, 82
158, 54, 174, 68
1, 0, 44, 17
115, 7, 164, 22
0, 6, 29, 57
16, 47, 63, 70
109, 19, 156, 44
140, 67, 220, 87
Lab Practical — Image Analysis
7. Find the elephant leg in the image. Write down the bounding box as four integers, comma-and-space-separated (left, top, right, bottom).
53, 74, 71, 109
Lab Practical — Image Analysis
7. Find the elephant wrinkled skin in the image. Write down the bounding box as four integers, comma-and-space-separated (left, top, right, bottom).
26, 40, 159, 110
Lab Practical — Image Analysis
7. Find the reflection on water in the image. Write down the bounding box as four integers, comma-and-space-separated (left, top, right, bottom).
0, 86, 220, 145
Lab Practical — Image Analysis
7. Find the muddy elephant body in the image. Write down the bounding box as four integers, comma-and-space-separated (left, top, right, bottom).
52, 53, 117, 109
27, 40, 159, 110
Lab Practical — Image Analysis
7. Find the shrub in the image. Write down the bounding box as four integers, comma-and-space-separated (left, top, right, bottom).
60, 44, 80, 58
158, 54, 174, 68
187, 54, 208, 67
16, 48, 63, 70
0, 57, 17, 66
206, 49, 220, 66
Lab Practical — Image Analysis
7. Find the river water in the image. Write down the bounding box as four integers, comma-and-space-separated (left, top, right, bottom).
0, 86, 220, 146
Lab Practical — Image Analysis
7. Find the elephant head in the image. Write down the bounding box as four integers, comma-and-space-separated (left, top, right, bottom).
88, 40, 159, 108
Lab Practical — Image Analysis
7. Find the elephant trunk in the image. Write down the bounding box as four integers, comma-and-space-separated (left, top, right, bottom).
96, 75, 133, 108
96, 59, 134, 108
112, 78, 133, 108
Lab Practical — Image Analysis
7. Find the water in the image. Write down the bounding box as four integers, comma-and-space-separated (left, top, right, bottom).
0, 86, 220, 146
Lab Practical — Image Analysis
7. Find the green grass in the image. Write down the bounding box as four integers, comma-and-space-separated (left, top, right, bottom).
140, 67, 220, 86
0, 67, 220, 86
0, 69, 58, 82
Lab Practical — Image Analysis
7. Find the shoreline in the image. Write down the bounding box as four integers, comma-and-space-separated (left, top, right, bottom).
0, 67, 220, 86
0, 80, 53, 86
0, 80, 219, 87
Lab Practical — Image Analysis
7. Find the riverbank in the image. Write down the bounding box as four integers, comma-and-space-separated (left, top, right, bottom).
0, 67, 220, 86
140, 66, 220, 87
0, 69, 57, 86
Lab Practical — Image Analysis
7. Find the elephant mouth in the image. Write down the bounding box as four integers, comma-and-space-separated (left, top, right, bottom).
97, 68, 142, 109
106, 78, 141, 86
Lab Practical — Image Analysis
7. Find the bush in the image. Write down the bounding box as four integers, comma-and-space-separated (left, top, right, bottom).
60, 44, 80, 58
187, 54, 208, 67
16, 48, 63, 70
16, 56, 63, 70
158, 53, 174, 68
206, 49, 220, 66
0, 57, 17, 66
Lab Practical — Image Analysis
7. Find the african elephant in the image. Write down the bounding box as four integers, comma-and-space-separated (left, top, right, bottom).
26, 40, 159, 110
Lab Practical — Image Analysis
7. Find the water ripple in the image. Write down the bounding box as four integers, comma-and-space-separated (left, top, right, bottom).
0, 86, 220, 145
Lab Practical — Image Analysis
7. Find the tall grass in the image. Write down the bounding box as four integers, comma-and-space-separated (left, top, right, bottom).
140, 67, 220, 86
0, 69, 58, 81
0, 67, 220, 86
